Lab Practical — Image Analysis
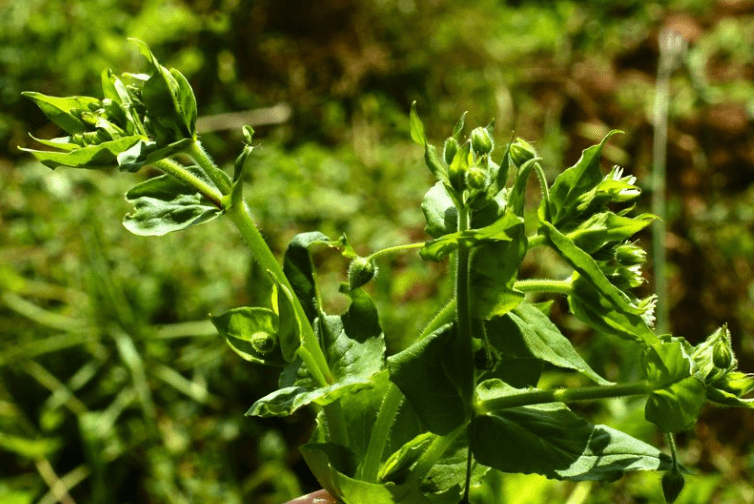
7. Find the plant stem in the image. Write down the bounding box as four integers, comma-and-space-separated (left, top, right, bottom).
455, 203, 477, 501
359, 382, 404, 482
419, 298, 456, 341
455, 204, 477, 387
189, 140, 232, 194
153, 159, 223, 209
666, 432, 679, 468
224, 199, 333, 385
475, 380, 654, 414
526, 234, 547, 249
407, 422, 468, 486
532, 161, 551, 220
367, 242, 425, 261
224, 188, 349, 448
514, 278, 573, 296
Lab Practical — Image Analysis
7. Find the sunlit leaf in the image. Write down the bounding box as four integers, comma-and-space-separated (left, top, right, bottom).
472, 380, 673, 481
22, 92, 101, 134
643, 339, 706, 432
122, 166, 223, 236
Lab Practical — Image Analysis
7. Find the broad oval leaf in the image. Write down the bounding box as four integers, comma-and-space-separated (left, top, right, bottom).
643, 339, 706, 432
420, 211, 523, 261
116, 137, 193, 173
471, 380, 673, 481
22, 92, 101, 134
387, 324, 471, 435
122, 166, 223, 236
487, 303, 612, 385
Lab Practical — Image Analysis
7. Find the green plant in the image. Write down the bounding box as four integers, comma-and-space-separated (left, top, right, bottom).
21, 40, 754, 504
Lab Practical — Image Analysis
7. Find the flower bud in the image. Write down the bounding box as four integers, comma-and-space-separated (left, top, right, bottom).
250, 331, 277, 354
466, 165, 489, 190
443, 137, 460, 166
712, 340, 734, 370
348, 256, 378, 291
470, 127, 493, 155
509, 138, 537, 166
615, 243, 646, 266
661, 468, 685, 504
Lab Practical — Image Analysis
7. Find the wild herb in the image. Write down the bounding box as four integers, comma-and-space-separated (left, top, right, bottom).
22, 40, 754, 504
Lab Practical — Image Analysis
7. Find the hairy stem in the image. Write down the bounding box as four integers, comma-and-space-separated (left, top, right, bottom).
189, 140, 232, 194
526, 234, 547, 249
153, 158, 223, 209
407, 422, 468, 486
532, 161, 551, 221
455, 204, 477, 500
419, 298, 456, 341
359, 382, 404, 482
514, 278, 573, 296
224, 200, 333, 385
475, 380, 654, 414
367, 242, 425, 261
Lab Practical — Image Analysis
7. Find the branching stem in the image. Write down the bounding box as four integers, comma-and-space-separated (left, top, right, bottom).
367, 242, 425, 261
514, 278, 573, 296
475, 380, 654, 414
359, 382, 404, 482
189, 140, 232, 194
153, 158, 223, 209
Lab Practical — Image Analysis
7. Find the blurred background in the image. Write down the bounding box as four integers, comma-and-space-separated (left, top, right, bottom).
2, 0, 754, 502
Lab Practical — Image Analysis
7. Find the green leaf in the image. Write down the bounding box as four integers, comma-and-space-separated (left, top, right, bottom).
421, 182, 458, 238
246, 379, 376, 417
569, 273, 656, 343
566, 212, 657, 254
21, 135, 142, 169
27, 134, 80, 152
643, 339, 706, 432
541, 221, 657, 344
302, 405, 482, 504
282, 231, 341, 322
379, 432, 435, 483
170, 67, 198, 138
22, 92, 101, 134
268, 277, 302, 362
409, 101, 426, 146
248, 289, 385, 417
507, 157, 539, 217
131, 39, 192, 141
420, 210, 523, 261
471, 380, 673, 481
301, 442, 403, 504
451, 111, 467, 140
116, 137, 193, 172
211, 306, 286, 366
387, 324, 471, 435
101, 69, 146, 136
469, 218, 526, 320
545, 130, 622, 227
323, 289, 385, 380
492, 304, 612, 385
122, 166, 223, 236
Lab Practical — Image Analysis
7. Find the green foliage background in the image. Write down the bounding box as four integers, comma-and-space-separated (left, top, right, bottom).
2, 0, 754, 502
